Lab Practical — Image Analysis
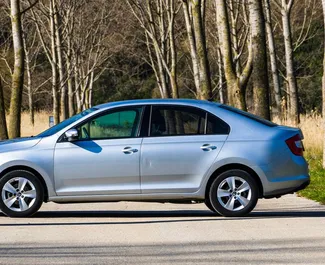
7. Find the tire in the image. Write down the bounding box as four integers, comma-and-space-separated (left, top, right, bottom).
204, 199, 218, 213
208, 169, 258, 217
0, 170, 44, 218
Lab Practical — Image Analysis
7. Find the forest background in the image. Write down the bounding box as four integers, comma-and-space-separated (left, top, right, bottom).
0, 0, 324, 202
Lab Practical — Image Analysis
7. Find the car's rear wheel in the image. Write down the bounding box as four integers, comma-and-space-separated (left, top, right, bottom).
204, 199, 218, 213
208, 169, 258, 217
0, 170, 43, 218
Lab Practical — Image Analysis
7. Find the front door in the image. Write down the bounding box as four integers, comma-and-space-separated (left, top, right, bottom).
54, 107, 144, 196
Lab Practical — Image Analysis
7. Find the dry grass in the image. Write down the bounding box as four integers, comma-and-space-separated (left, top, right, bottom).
6, 111, 51, 137
7, 111, 324, 154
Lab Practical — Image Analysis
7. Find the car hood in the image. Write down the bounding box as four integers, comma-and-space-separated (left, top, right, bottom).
0, 137, 42, 153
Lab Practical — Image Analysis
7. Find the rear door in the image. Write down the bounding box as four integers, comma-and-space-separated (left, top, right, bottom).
140, 105, 229, 194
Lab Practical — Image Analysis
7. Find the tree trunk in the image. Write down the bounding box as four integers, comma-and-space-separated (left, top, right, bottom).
215, 0, 249, 110
169, 0, 179, 99
182, 1, 201, 95
68, 77, 75, 116
0, 80, 8, 140
23, 32, 34, 126
26, 64, 34, 126
88, 71, 94, 108
66, 37, 75, 117
9, 0, 24, 138
154, 42, 169, 98
281, 0, 299, 124
50, 0, 60, 125
191, 0, 212, 99
217, 47, 225, 104
228, 0, 242, 76
249, 0, 270, 120
54, 3, 68, 120
74, 63, 82, 113
321, 0, 325, 168
264, 0, 281, 116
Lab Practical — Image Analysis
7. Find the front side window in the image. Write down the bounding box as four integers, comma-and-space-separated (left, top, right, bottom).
150, 106, 206, 136
77, 107, 143, 140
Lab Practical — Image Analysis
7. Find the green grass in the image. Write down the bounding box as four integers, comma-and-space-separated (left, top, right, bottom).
298, 150, 325, 204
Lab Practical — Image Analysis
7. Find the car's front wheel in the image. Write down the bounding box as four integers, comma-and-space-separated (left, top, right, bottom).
208, 169, 258, 217
0, 170, 44, 218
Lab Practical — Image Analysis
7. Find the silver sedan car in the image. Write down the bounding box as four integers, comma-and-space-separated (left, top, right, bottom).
0, 99, 309, 218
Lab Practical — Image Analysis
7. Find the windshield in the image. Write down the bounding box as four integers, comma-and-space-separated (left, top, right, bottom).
37, 108, 99, 137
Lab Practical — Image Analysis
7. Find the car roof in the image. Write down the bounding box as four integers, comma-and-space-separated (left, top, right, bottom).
95, 98, 221, 110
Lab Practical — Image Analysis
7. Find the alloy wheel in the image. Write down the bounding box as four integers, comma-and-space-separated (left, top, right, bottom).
216, 176, 252, 212
1, 177, 37, 212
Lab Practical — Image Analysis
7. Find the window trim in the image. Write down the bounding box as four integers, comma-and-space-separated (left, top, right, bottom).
139, 105, 151, 138
148, 105, 153, 137
58, 106, 145, 142
147, 104, 229, 138
204, 112, 208, 135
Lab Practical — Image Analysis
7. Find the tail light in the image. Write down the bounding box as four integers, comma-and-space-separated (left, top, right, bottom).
285, 134, 304, 156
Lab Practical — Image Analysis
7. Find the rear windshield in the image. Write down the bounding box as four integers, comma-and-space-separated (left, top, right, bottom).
219, 105, 278, 127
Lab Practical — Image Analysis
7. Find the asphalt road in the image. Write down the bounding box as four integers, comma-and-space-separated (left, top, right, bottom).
0, 194, 324, 265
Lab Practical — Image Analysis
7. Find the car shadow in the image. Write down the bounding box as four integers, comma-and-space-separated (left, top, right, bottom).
0, 208, 325, 227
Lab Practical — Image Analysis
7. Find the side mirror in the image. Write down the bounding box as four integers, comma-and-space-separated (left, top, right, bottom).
65, 129, 79, 142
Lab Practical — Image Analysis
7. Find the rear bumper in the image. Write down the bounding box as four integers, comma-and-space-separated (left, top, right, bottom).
263, 178, 310, 199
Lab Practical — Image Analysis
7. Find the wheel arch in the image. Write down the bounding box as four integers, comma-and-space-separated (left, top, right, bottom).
205, 163, 264, 200
0, 165, 49, 202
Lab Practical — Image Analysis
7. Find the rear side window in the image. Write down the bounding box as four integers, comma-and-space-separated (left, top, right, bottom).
150, 106, 205, 136
207, 113, 230, 134
219, 104, 277, 127
149, 105, 230, 137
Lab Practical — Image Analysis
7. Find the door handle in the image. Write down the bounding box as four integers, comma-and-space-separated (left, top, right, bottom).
122, 147, 138, 154
200, 144, 217, 152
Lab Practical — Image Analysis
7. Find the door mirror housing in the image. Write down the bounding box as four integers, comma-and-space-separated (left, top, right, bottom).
65, 129, 79, 142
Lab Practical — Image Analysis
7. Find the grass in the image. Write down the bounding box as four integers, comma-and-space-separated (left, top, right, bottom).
6, 111, 325, 204
298, 151, 325, 204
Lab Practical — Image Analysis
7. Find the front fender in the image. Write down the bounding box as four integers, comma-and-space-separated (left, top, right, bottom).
0, 159, 56, 198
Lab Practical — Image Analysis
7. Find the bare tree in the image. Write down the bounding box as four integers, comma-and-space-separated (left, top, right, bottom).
22, 20, 49, 126
182, 0, 212, 99
215, 0, 253, 110
72, 0, 117, 111
54, 1, 68, 120
49, 0, 59, 124
217, 47, 225, 103
127, 0, 180, 98
205, 2, 226, 103
0, 80, 8, 140
275, 0, 299, 124
248, 0, 270, 120
30, 0, 60, 124
22, 29, 35, 125
322, 0, 325, 168
264, 0, 281, 115
8, 0, 25, 138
